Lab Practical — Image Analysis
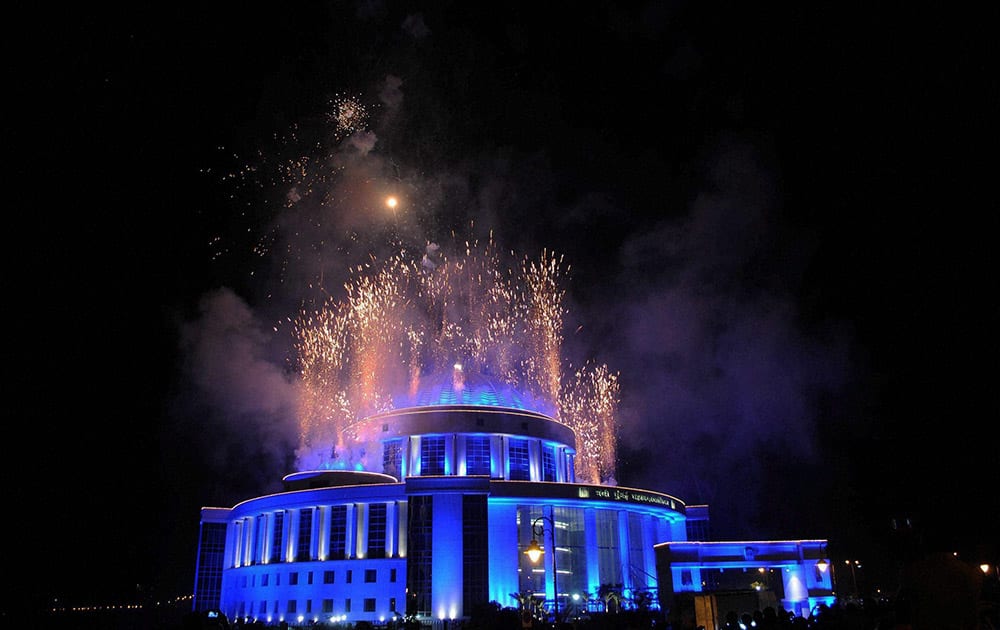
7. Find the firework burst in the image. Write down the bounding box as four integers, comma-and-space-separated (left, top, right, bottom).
292, 234, 619, 483
560, 361, 620, 484
326, 93, 370, 140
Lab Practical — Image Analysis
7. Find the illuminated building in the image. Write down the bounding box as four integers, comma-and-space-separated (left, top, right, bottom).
193, 371, 834, 625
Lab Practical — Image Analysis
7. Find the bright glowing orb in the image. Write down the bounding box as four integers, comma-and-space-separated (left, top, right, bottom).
385, 196, 398, 209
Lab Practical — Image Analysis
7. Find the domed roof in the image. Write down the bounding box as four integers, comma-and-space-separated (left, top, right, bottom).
282, 470, 398, 491
393, 365, 555, 416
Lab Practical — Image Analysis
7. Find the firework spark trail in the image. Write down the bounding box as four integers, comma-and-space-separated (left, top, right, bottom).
292, 236, 619, 483
294, 299, 354, 469
590, 363, 621, 482
522, 249, 566, 406
345, 255, 415, 416
560, 361, 621, 484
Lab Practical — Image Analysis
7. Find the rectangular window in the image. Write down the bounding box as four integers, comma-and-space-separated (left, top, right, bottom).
390, 597, 397, 612
297, 508, 313, 561
260, 601, 267, 615
306, 599, 312, 614
542, 446, 556, 481
466, 436, 491, 475
407, 495, 433, 616
364, 598, 376, 612
463, 494, 489, 613
390, 568, 397, 583
508, 438, 530, 480
367, 503, 387, 559
329, 505, 348, 560
308, 571, 313, 585
194, 521, 225, 611
597, 509, 622, 587
271, 511, 285, 563
628, 513, 647, 579
289, 572, 299, 586
322, 599, 333, 613
345, 599, 352, 613
555, 506, 587, 597
421, 436, 445, 475
346, 569, 353, 584
365, 569, 377, 583
383, 439, 404, 479
261, 574, 269, 587
324, 570, 335, 584
287, 600, 297, 614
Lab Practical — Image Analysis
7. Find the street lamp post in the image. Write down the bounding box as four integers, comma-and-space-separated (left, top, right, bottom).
844, 560, 860, 598
525, 515, 559, 623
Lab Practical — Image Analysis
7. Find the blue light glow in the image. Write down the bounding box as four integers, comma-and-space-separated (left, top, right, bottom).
393, 369, 558, 414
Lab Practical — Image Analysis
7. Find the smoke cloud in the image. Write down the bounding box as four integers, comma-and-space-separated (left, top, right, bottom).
590, 136, 854, 539
176, 288, 300, 502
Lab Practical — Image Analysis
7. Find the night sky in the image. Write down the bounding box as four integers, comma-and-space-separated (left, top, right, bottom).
7, 1, 996, 616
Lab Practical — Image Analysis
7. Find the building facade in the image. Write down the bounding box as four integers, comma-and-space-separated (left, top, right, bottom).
193, 376, 834, 626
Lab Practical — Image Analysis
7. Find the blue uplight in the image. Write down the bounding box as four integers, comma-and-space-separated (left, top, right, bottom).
395, 368, 557, 414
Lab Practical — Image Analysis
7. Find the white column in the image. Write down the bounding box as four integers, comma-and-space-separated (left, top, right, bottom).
410, 436, 422, 476
232, 519, 244, 568
545, 505, 556, 606
782, 566, 809, 613
386, 501, 397, 557
431, 493, 463, 619
641, 514, 658, 590
584, 508, 600, 596
285, 509, 302, 562
356, 503, 368, 558
284, 510, 294, 563
490, 435, 502, 479
444, 434, 455, 475
456, 435, 467, 476
487, 502, 518, 606
317, 506, 329, 560
311, 508, 321, 560
288, 509, 300, 563
243, 516, 255, 567
262, 513, 272, 564
397, 500, 408, 558
261, 516, 268, 564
